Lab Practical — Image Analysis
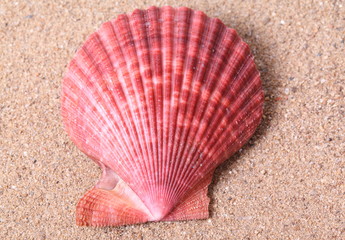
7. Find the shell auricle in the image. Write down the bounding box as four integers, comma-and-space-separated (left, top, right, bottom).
61, 6, 264, 227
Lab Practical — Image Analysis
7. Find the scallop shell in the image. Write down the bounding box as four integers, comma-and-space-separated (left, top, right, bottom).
61, 6, 264, 227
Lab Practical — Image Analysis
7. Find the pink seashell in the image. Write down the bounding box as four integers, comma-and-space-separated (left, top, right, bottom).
61, 6, 264, 227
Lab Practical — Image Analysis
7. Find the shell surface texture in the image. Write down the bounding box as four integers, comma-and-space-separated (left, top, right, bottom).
61, 6, 264, 227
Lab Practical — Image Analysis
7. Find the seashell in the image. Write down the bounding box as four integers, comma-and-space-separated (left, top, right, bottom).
61, 6, 264, 227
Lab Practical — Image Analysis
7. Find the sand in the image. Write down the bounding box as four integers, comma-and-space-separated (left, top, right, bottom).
1, 0, 344, 239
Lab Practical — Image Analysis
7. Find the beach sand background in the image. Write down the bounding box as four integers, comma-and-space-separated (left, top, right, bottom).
1, 0, 344, 239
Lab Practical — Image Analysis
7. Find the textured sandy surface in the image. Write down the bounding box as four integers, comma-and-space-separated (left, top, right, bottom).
1, 0, 344, 239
